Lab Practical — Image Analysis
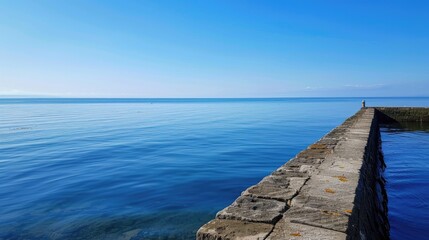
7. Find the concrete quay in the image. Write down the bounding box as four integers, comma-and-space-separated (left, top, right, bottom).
197, 107, 429, 240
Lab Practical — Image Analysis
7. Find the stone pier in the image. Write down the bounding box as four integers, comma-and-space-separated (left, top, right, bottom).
197, 107, 429, 240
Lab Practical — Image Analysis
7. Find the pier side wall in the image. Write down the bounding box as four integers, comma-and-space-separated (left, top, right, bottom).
376, 107, 429, 123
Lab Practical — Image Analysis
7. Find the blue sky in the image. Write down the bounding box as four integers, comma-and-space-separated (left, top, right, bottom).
0, 1, 428, 97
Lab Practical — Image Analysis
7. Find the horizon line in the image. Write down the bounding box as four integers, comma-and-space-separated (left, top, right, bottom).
1, 96, 429, 99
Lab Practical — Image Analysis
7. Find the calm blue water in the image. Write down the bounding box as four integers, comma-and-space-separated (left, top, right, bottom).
381, 123, 429, 240
1, 97, 428, 239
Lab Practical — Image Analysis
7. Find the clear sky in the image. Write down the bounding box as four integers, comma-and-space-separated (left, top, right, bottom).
0, 1, 428, 98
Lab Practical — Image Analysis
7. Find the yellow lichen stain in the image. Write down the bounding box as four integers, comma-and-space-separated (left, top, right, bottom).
309, 143, 326, 149
345, 209, 353, 214
325, 188, 335, 194
334, 175, 348, 182
290, 232, 302, 237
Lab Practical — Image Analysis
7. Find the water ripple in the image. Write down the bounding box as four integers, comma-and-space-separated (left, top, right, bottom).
1, 98, 429, 239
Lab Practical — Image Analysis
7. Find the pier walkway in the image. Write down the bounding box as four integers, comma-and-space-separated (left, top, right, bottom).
197, 107, 429, 239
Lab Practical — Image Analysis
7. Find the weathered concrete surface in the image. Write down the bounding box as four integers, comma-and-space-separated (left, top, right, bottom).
216, 196, 287, 224
197, 108, 390, 240
198, 219, 273, 240
266, 217, 347, 240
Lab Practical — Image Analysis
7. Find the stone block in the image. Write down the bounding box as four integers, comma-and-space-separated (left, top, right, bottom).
318, 156, 363, 173
266, 217, 347, 240
197, 219, 273, 240
243, 175, 308, 202
216, 196, 287, 224
297, 172, 359, 204
283, 206, 350, 233
290, 194, 354, 215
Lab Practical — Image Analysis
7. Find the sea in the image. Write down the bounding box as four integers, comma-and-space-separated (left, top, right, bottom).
1, 97, 428, 239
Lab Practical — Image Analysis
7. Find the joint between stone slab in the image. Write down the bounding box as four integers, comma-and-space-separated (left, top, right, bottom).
262, 222, 278, 240
245, 181, 308, 204
286, 176, 311, 207
262, 174, 315, 238
261, 175, 313, 239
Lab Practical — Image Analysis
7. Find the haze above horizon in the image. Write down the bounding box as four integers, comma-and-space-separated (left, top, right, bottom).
1, 1, 428, 98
